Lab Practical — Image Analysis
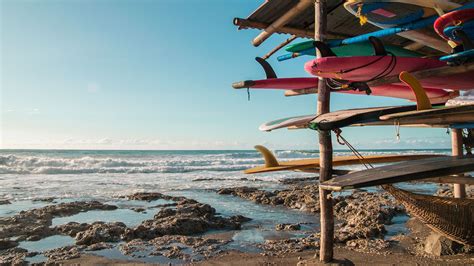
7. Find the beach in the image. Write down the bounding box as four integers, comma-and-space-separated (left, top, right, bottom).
1, 149, 473, 265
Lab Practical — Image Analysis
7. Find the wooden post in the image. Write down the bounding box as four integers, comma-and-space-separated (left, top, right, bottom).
451, 129, 467, 198
315, 0, 334, 262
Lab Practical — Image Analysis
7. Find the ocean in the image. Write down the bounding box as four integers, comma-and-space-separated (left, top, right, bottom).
0, 149, 451, 201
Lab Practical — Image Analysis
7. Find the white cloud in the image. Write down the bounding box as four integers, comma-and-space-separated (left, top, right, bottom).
26, 108, 40, 115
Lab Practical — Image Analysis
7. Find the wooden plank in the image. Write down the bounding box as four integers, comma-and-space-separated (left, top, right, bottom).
311, 105, 417, 130
320, 157, 474, 191
380, 105, 474, 120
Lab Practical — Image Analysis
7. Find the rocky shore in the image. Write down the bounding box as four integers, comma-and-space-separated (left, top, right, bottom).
216, 184, 473, 258
1, 183, 472, 264
0, 193, 250, 264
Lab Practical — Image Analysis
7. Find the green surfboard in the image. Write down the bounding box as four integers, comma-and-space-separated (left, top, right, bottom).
285, 41, 422, 57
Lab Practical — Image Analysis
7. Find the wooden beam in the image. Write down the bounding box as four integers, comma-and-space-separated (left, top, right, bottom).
251, 0, 313, 47
262, 35, 297, 60
452, 129, 467, 198
233, 17, 314, 39
403, 41, 425, 51
315, 0, 334, 263
233, 18, 349, 40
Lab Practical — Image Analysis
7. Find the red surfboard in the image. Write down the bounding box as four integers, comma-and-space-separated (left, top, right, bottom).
232, 77, 453, 103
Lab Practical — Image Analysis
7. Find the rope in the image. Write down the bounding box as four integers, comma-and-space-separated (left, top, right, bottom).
321, 52, 397, 94
333, 128, 373, 170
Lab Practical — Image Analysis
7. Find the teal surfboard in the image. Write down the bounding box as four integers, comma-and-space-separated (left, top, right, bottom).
285, 41, 422, 57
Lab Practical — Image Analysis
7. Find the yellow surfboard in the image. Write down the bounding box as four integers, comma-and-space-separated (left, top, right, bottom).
244, 145, 444, 174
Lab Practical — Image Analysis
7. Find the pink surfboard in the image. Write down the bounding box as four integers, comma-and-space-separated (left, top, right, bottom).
233, 77, 453, 103
304, 56, 474, 91
304, 56, 446, 81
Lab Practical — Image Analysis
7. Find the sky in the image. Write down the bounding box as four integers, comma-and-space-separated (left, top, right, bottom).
0, 0, 457, 150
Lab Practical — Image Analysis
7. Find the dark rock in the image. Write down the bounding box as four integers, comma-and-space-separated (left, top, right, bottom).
54, 222, 91, 237
0, 201, 117, 240
333, 191, 404, 243
131, 207, 146, 213
275, 223, 301, 231
85, 242, 113, 251
126, 192, 185, 202
217, 185, 320, 213
258, 234, 319, 256
0, 239, 18, 250
75, 222, 127, 245
0, 200, 11, 205
0, 247, 27, 265
124, 201, 250, 240
43, 246, 80, 262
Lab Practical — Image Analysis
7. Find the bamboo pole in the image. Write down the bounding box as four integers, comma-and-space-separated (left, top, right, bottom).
252, 0, 314, 46
451, 129, 467, 198
262, 35, 297, 60
315, 0, 334, 262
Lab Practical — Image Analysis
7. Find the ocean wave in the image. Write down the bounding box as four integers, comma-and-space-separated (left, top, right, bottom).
0, 155, 259, 175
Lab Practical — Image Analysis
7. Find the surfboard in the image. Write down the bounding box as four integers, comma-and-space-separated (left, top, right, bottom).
344, 0, 474, 53
284, 41, 422, 57
380, 105, 474, 120
259, 115, 316, 132
319, 156, 474, 191
304, 55, 474, 91
244, 145, 444, 174
344, 1, 433, 27
232, 77, 454, 102
434, 8, 474, 43
309, 105, 417, 131
304, 56, 446, 81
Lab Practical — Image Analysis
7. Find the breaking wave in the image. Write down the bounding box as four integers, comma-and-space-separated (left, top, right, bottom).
0, 154, 265, 175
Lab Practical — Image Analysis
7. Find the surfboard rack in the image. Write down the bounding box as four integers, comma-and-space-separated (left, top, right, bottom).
255, 57, 277, 79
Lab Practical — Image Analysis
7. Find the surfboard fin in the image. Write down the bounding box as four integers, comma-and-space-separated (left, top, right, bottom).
255, 57, 277, 79
368, 36, 387, 56
254, 145, 279, 167
399, 71, 432, 111
312, 41, 337, 57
